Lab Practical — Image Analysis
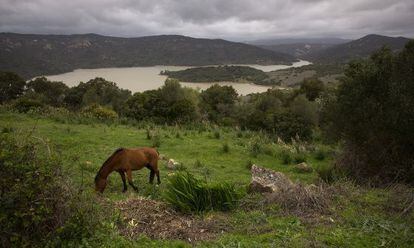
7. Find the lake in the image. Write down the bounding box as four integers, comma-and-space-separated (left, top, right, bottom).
44, 60, 311, 95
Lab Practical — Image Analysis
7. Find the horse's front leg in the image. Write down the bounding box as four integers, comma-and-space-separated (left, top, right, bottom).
118, 171, 127, 192
126, 169, 138, 191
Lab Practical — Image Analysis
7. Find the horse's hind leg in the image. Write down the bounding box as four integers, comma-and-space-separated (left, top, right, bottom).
118, 171, 127, 192
149, 169, 155, 184
146, 163, 155, 184
126, 169, 138, 191
156, 170, 161, 184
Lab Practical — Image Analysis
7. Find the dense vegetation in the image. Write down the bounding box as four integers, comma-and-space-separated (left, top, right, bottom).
0, 131, 113, 247
322, 42, 414, 184
0, 33, 295, 79
162, 65, 278, 85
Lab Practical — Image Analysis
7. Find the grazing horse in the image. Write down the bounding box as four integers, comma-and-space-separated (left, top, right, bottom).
95, 147, 160, 193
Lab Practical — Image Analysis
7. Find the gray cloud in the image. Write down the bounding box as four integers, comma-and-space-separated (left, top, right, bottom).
0, 0, 413, 40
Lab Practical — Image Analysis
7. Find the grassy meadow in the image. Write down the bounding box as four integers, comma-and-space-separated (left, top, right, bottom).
1, 109, 413, 247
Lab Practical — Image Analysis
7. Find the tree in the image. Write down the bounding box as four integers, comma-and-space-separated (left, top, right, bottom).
323, 42, 414, 184
199, 84, 238, 123
64, 77, 131, 114
0, 71, 26, 103
300, 78, 325, 101
124, 79, 199, 124
26, 77, 69, 106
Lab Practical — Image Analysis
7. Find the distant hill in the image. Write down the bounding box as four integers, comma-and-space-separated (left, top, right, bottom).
306, 34, 412, 63
0, 33, 296, 79
248, 37, 350, 46
259, 43, 336, 58
248, 37, 350, 59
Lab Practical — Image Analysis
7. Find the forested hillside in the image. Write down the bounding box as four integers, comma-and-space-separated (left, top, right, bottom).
0, 33, 296, 79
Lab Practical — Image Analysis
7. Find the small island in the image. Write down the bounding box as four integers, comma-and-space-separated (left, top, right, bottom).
161, 65, 280, 85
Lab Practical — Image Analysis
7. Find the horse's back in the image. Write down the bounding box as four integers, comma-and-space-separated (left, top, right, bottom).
124, 147, 158, 165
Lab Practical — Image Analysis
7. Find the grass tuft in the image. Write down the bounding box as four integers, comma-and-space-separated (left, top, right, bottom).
164, 172, 240, 213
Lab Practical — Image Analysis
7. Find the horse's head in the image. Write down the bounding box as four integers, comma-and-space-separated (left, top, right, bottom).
94, 175, 107, 193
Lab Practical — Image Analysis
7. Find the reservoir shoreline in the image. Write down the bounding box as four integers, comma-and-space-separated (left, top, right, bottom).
42, 60, 311, 95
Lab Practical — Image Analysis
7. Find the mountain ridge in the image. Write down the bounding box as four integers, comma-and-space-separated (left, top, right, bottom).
306, 34, 412, 63
0, 33, 296, 79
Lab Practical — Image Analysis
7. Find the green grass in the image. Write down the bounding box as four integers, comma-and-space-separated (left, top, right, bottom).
164, 172, 240, 213
1, 110, 413, 247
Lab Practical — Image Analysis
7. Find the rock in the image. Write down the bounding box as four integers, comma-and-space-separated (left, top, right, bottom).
248, 180, 274, 193
248, 164, 294, 193
166, 159, 180, 170
294, 162, 313, 173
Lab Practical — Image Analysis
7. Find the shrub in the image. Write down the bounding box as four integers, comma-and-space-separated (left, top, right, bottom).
0, 71, 26, 103
12, 98, 44, 112
314, 148, 327, 161
316, 164, 343, 183
0, 131, 111, 247
0, 132, 70, 246
293, 152, 307, 164
279, 149, 293, 165
164, 172, 240, 213
81, 104, 118, 120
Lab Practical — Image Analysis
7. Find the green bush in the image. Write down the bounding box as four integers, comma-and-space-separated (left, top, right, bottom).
293, 152, 307, 164
316, 164, 344, 183
0, 71, 26, 103
314, 148, 327, 161
0, 131, 111, 247
0, 132, 70, 246
280, 149, 293, 165
81, 104, 118, 120
164, 172, 240, 213
12, 98, 44, 112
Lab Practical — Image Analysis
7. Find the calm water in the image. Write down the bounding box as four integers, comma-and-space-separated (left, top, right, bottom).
45, 60, 311, 95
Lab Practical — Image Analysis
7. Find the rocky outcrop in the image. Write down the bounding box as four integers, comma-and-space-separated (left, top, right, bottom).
248, 164, 294, 193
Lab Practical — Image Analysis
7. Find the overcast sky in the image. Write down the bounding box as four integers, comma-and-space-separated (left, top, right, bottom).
0, 0, 413, 41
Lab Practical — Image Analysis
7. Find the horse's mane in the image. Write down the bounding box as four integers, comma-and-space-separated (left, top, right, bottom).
95, 148, 124, 183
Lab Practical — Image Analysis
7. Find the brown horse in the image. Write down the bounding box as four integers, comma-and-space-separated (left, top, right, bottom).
95, 147, 160, 193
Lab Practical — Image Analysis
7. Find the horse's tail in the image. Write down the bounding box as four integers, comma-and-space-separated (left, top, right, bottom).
95, 148, 124, 183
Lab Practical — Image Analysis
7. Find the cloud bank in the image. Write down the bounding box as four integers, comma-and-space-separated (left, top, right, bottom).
0, 0, 413, 40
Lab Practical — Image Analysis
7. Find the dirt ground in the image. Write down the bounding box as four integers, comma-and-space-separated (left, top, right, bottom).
115, 197, 230, 243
